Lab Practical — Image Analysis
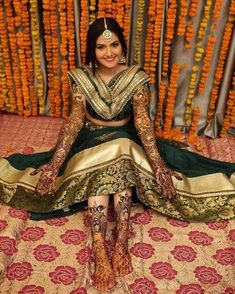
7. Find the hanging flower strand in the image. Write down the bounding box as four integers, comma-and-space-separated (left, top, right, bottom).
162, 0, 177, 78
220, 75, 235, 137
163, 64, 180, 137
80, 0, 89, 64
177, 0, 188, 37
133, 0, 145, 64
0, 1, 15, 111
29, 0, 45, 114
207, 0, 235, 122
184, 0, 213, 125
144, 0, 157, 75
5, 1, 22, 113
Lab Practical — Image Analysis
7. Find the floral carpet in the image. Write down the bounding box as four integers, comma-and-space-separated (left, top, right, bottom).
0, 113, 234, 294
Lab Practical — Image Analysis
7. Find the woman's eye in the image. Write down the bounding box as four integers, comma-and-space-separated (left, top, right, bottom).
112, 43, 119, 47
96, 45, 104, 49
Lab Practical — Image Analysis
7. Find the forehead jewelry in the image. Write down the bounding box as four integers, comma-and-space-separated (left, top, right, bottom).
102, 18, 112, 40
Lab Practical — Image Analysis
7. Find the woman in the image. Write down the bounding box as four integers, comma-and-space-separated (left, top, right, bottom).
0, 18, 234, 291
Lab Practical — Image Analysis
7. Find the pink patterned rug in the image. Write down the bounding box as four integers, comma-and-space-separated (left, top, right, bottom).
0, 113, 234, 294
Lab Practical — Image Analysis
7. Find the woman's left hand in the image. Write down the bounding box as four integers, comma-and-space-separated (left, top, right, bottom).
155, 162, 182, 200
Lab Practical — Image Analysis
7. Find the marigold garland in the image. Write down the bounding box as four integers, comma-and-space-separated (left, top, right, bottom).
163, 64, 180, 136
220, 75, 235, 137
123, 0, 131, 44
97, 0, 105, 18
188, 0, 199, 18
89, 0, 97, 24
213, 0, 223, 22
162, 0, 177, 78
0, 1, 15, 111
67, 0, 76, 69
207, 22, 234, 122
144, 0, 157, 76
177, 0, 188, 37
133, 0, 145, 64
0, 42, 7, 109
197, 35, 216, 94
80, 0, 89, 64
5, 2, 23, 113
22, 0, 38, 116
29, 0, 45, 114
43, 0, 55, 115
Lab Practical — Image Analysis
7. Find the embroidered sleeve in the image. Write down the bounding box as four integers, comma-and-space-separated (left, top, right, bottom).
133, 84, 165, 171
50, 82, 85, 171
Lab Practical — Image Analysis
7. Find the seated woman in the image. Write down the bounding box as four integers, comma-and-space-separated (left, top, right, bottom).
0, 18, 234, 291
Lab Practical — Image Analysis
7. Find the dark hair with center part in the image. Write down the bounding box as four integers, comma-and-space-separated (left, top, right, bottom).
85, 17, 127, 73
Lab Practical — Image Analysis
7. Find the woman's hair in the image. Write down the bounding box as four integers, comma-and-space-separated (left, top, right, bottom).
85, 17, 127, 72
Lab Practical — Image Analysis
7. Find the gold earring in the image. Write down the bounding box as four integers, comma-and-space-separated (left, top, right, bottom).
89, 61, 98, 68
118, 56, 126, 64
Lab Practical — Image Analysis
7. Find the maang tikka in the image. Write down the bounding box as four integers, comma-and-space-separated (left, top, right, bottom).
102, 18, 112, 40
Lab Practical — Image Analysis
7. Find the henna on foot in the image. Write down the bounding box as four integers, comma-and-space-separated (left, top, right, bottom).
112, 241, 133, 277
93, 240, 116, 291
113, 189, 133, 277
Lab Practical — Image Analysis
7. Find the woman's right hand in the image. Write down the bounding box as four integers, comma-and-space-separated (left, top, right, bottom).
30, 163, 59, 197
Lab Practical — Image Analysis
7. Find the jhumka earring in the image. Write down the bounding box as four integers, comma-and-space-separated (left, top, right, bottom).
89, 61, 98, 68
103, 18, 112, 40
118, 55, 126, 64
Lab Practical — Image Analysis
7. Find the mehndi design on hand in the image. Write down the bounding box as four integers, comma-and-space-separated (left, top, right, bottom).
31, 83, 85, 197
133, 85, 182, 200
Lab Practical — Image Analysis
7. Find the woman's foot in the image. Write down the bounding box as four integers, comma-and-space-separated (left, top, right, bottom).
93, 240, 116, 291
112, 241, 133, 277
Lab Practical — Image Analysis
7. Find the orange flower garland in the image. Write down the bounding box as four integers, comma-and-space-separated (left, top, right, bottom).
0, 1, 15, 111
188, 0, 199, 18
50, 1, 61, 117
29, 0, 45, 114
177, 0, 188, 37
144, 0, 157, 75
213, 0, 223, 22
162, 0, 177, 78
220, 75, 235, 137
116, 1, 124, 29
97, 0, 105, 18
185, 23, 194, 49
43, 0, 55, 115
80, 0, 89, 64
21, 0, 38, 116
0, 42, 7, 109
123, 0, 131, 44
207, 21, 234, 122
163, 64, 180, 136
6, 1, 24, 114
67, 0, 76, 69
58, 0, 68, 117
150, 0, 164, 83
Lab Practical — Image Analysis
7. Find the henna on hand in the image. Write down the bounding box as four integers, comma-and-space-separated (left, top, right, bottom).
31, 82, 85, 197
133, 85, 181, 200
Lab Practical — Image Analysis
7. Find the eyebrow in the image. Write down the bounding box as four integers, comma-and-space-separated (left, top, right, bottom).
96, 40, 119, 46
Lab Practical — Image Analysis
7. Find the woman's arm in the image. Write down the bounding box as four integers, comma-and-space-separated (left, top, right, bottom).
31, 85, 85, 197
133, 85, 181, 200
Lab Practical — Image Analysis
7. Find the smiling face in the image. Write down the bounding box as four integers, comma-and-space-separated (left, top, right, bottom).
95, 33, 123, 70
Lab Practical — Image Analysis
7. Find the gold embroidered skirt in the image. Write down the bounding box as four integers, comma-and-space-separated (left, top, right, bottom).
0, 123, 234, 221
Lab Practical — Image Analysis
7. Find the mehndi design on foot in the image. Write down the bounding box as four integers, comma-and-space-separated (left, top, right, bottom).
112, 190, 133, 276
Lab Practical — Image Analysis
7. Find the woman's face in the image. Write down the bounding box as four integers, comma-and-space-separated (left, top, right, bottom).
95, 32, 123, 70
